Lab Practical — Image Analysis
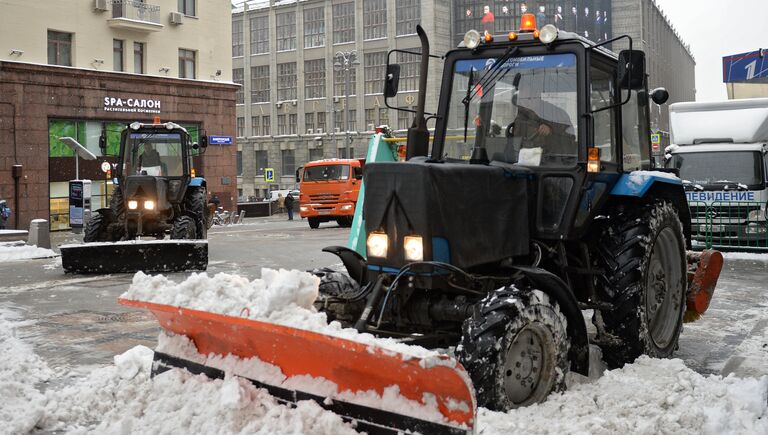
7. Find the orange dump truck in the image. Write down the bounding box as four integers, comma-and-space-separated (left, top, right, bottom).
298, 158, 363, 229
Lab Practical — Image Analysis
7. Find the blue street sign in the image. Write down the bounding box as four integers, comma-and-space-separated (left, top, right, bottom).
208, 135, 233, 145
265, 168, 275, 182
723, 50, 768, 83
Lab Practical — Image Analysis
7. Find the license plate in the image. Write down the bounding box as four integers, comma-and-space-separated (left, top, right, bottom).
699, 224, 725, 233
318, 210, 331, 215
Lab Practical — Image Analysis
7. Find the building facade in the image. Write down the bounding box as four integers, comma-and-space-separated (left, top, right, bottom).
0, 0, 237, 230
232, 0, 451, 197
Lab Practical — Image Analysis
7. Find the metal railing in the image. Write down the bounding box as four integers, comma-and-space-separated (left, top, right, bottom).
111, 0, 161, 24
689, 201, 768, 250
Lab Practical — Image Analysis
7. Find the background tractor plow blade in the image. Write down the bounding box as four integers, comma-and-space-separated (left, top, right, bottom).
61, 240, 207, 274
685, 249, 724, 322
119, 298, 476, 434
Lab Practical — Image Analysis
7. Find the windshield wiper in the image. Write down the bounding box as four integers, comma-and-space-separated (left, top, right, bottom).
682, 180, 704, 191
709, 180, 749, 191
463, 67, 475, 143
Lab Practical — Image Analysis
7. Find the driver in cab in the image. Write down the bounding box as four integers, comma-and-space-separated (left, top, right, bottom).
139, 143, 163, 176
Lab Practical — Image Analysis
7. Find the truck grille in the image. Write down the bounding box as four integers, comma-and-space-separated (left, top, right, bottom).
309, 193, 341, 204
689, 204, 760, 221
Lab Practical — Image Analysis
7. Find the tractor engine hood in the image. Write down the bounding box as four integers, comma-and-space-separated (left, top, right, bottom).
123, 176, 171, 211
363, 161, 530, 270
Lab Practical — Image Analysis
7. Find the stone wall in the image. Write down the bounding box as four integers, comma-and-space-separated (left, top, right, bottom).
0, 61, 238, 229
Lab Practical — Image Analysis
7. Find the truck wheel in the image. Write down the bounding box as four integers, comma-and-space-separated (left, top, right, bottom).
336, 217, 352, 228
171, 215, 198, 240
308, 217, 320, 229
457, 288, 569, 410
84, 211, 112, 242
595, 201, 687, 368
184, 187, 207, 239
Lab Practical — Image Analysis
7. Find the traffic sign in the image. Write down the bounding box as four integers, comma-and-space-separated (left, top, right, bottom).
265, 168, 275, 182
651, 133, 661, 152
208, 135, 233, 145
100, 161, 111, 173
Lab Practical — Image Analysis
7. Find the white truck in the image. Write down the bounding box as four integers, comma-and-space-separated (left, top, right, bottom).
665, 98, 768, 250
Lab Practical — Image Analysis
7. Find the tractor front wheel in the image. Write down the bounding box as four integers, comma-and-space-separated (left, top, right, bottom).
184, 187, 207, 239
171, 215, 198, 240
84, 210, 113, 242
457, 288, 569, 411
595, 201, 687, 368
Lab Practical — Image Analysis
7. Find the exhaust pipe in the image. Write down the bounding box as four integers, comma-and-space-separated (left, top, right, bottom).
406, 25, 430, 160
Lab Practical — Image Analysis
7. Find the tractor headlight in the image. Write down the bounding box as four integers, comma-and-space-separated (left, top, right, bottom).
128, 200, 138, 210
464, 30, 481, 49
367, 232, 388, 258
144, 200, 155, 210
404, 236, 424, 262
539, 24, 559, 44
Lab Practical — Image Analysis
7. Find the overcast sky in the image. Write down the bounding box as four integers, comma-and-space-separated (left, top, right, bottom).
651, 0, 768, 101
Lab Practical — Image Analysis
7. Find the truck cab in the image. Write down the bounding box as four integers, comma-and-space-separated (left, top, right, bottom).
666, 99, 768, 249
297, 158, 364, 229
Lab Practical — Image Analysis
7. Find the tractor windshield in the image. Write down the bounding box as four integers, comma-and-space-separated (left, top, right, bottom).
123, 133, 185, 177
442, 53, 578, 167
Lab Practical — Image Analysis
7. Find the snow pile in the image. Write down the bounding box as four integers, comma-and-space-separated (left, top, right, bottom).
723, 252, 768, 262
479, 356, 768, 435
626, 170, 681, 189
122, 269, 439, 359
0, 243, 57, 262
0, 309, 54, 434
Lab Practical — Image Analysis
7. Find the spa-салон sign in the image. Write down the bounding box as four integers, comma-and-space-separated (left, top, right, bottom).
103, 96, 161, 114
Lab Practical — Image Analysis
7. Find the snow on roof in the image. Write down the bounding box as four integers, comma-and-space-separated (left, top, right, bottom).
670, 98, 768, 145
670, 143, 767, 154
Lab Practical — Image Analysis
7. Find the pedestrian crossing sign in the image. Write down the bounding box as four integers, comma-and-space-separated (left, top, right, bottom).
651, 134, 661, 145
265, 168, 275, 182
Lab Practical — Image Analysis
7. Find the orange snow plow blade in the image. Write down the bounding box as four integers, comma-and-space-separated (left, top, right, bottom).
118, 298, 476, 434
684, 249, 724, 323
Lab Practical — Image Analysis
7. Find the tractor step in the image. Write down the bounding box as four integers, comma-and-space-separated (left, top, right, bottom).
119, 298, 476, 434
61, 240, 207, 274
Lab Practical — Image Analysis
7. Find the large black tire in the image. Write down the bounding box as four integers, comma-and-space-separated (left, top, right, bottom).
84, 211, 112, 242
336, 216, 353, 228
183, 187, 207, 239
108, 188, 126, 240
308, 217, 320, 229
457, 287, 570, 411
171, 215, 198, 240
594, 201, 687, 369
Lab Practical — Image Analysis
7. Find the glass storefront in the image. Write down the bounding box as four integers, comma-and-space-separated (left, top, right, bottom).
48, 119, 199, 230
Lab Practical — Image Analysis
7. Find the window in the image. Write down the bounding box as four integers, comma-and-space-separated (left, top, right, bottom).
396, 0, 420, 36
365, 109, 375, 130
591, 65, 617, 163
348, 109, 356, 132
276, 12, 296, 52
363, 0, 387, 40
237, 117, 245, 137
622, 90, 652, 171
305, 113, 315, 132
113, 39, 124, 71
47, 30, 72, 66
317, 112, 326, 132
250, 16, 269, 55
178, 0, 195, 16
334, 67, 356, 97
398, 108, 411, 131
334, 111, 343, 132
379, 108, 389, 127
303, 7, 325, 48
133, 42, 145, 74
332, 3, 355, 44
338, 147, 354, 159
309, 148, 324, 161
262, 115, 271, 136
289, 114, 297, 135
178, 49, 196, 79
233, 68, 244, 104
233, 20, 244, 57
282, 149, 295, 176
397, 51, 420, 92
251, 65, 270, 103
237, 151, 243, 175
251, 116, 260, 136
255, 150, 268, 173
277, 114, 287, 135
277, 62, 297, 101
364, 52, 387, 94
304, 59, 326, 99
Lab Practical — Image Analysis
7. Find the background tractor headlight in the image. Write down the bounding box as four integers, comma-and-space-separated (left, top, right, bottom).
404, 236, 424, 262
539, 24, 559, 44
128, 200, 138, 210
144, 200, 155, 210
367, 232, 388, 258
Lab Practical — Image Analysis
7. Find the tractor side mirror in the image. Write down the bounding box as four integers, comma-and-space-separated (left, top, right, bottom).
383, 64, 401, 98
618, 50, 646, 90
200, 134, 208, 148
99, 132, 107, 155
651, 87, 670, 105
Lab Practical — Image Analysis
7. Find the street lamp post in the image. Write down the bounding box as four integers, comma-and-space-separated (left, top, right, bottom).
334, 50, 359, 159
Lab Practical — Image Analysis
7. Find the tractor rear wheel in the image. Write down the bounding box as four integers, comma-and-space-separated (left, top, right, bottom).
171, 215, 198, 240
84, 210, 113, 242
594, 201, 687, 368
457, 288, 569, 411
308, 217, 320, 229
184, 187, 207, 239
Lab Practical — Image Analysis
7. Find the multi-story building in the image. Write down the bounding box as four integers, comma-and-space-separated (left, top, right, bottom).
0, 0, 237, 230
232, 0, 451, 198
